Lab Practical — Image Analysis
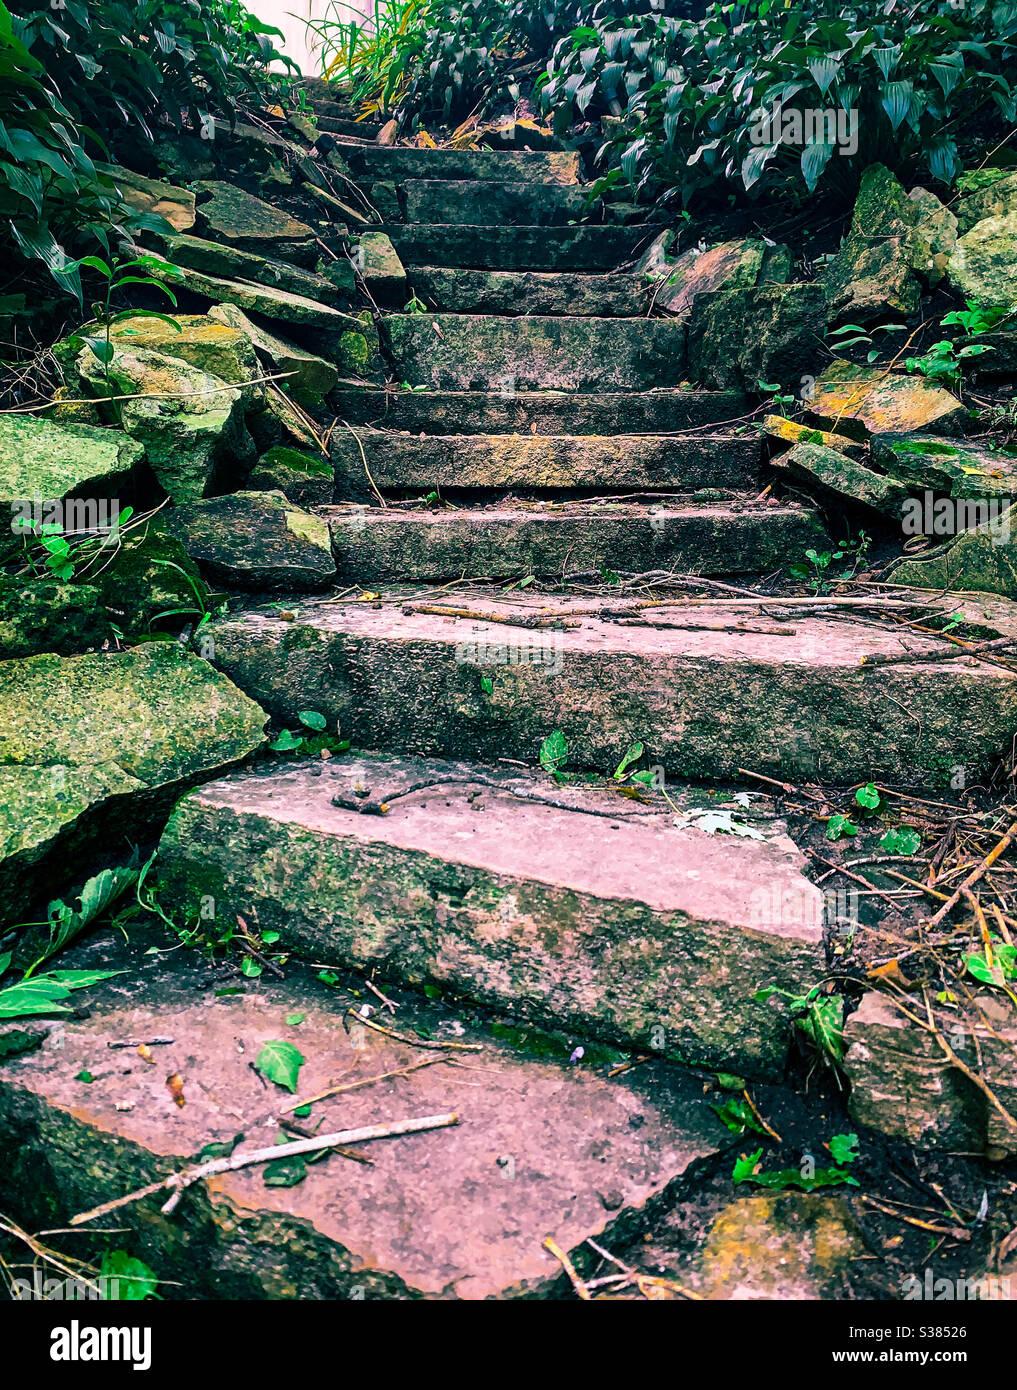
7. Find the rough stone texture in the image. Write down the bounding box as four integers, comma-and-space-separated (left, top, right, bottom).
357, 231, 407, 305
956, 169, 1017, 233
966, 329, 1017, 375
208, 302, 337, 398
692, 1194, 870, 1299
208, 589, 1017, 786
96, 163, 195, 231
0, 580, 108, 658
822, 165, 927, 322
772, 441, 909, 516
76, 346, 251, 503
687, 284, 827, 392
158, 755, 824, 1075
890, 510, 1017, 599
94, 518, 206, 639
0, 939, 729, 1299
0, 415, 142, 509
402, 178, 589, 225
149, 256, 359, 330
764, 415, 866, 459
408, 266, 647, 316
908, 186, 959, 283
331, 387, 747, 435
331, 431, 758, 495
248, 446, 334, 507
807, 361, 966, 439
843, 991, 1017, 1158
870, 434, 1017, 499
0, 644, 265, 926
166, 491, 336, 591
947, 212, 1017, 309
380, 315, 686, 391
636, 233, 765, 322
342, 146, 581, 184
106, 313, 261, 399
194, 180, 316, 265
323, 501, 824, 579
385, 224, 655, 272
162, 233, 348, 306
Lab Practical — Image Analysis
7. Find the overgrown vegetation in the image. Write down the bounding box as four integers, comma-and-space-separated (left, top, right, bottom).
0, 0, 289, 299
320, 0, 1017, 210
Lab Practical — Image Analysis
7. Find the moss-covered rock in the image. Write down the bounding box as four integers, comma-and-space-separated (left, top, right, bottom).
208, 303, 337, 399
687, 283, 826, 392
76, 346, 251, 502
908, 186, 958, 284
764, 415, 865, 458
94, 519, 209, 638
193, 180, 316, 266
956, 169, 1017, 233
807, 361, 966, 439
871, 434, 1017, 499
772, 441, 909, 516
947, 212, 1017, 309
102, 314, 262, 404
166, 490, 336, 591
247, 446, 333, 506
356, 231, 407, 306
95, 163, 195, 232
0, 579, 109, 658
0, 643, 266, 925
162, 233, 347, 306
890, 509, 1017, 599
635, 232, 766, 322
822, 164, 928, 323
0, 415, 142, 511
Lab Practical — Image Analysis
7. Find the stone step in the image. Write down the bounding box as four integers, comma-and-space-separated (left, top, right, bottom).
320, 501, 821, 580
0, 932, 730, 1298
384, 224, 652, 271
312, 112, 382, 139
332, 386, 748, 434
408, 266, 647, 316
331, 431, 759, 496
401, 179, 590, 225
380, 315, 685, 391
341, 146, 581, 184
209, 591, 1017, 787
158, 754, 826, 1076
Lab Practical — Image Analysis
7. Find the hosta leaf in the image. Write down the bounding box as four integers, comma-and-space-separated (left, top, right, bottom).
881, 79, 913, 131
801, 140, 834, 192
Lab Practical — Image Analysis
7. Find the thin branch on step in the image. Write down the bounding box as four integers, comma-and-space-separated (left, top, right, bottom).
331, 773, 666, 820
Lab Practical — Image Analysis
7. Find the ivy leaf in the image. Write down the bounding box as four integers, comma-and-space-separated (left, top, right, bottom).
263, 1155, 307, 1188
828, 1132, 859, 1166
855, 782, 881, 811
255, 1040, 305, 1093
826, 814, 857, 841
539, 730, 568, 774
99, 1251, 158, 1301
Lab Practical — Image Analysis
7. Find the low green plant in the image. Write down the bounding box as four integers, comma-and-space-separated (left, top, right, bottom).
733, 1132, 860, 1191
269, 709, 351, 757
755, 984, 845, 1062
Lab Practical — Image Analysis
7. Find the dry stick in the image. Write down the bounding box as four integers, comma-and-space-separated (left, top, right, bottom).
926, 821, 1017, 928
340, 418, 388, 507
70, 1113, 460, 1228
543, 1236, 591, 1300
807, 851, 906, 914
345, 1007, 483, 1052
278, 1055, 448, 1115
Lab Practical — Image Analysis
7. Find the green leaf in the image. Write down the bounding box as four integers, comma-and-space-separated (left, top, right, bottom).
826, 814, 857, 841
732, 1148, 763, 1183
255, 1040, 305, 1093
539, 729, 568, 774
285, 1012, 305, 1026
269, 729, 303, 751
613, 741, 644, 780
855, 782, 880, 811
99, 1251, 159, 1300
297, 710, 327, 731
480, 676, 493, 695
263, 1155, 307, 1187
879, 826, 922, 856
828, 1132, 859, 1166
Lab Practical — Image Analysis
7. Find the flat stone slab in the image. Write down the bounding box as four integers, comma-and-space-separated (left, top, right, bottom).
380, 315, 686, 390
0, 941, 729, 1298
843, 991, 1017, 1159
149, 257, 354, 329
195, 181, 316, 263
97, 163, 195, 232
331, 431, 758, 495
158, 754, 824, 1074
163, 233, 349, 307
321, 501, 823, 579
0, 644, 265, 927
384, 225, 653, 271
166, 491, 336, 591
807, 361, 966, 440
208, 589, 1017, 786
0, 415, 142, 510
331, 387, 747, 434
402, 179, 589, 224
409, 267, 647, 316
342, 147, 581, 184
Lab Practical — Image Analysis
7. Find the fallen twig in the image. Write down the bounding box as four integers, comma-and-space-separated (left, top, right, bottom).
69, 1113, 460, 1227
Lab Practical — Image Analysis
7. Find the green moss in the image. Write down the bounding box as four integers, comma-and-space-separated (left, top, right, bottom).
889, 439, 961, 456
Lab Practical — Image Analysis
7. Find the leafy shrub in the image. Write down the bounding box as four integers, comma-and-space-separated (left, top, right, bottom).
540, 0, 1017, 204
0, 0, 289, 299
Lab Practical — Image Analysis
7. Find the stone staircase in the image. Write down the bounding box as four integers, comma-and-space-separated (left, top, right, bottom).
4, 120, 1017, 1301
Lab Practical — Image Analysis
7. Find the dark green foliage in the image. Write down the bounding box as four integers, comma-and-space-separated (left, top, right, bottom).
0, 0, 290, 298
